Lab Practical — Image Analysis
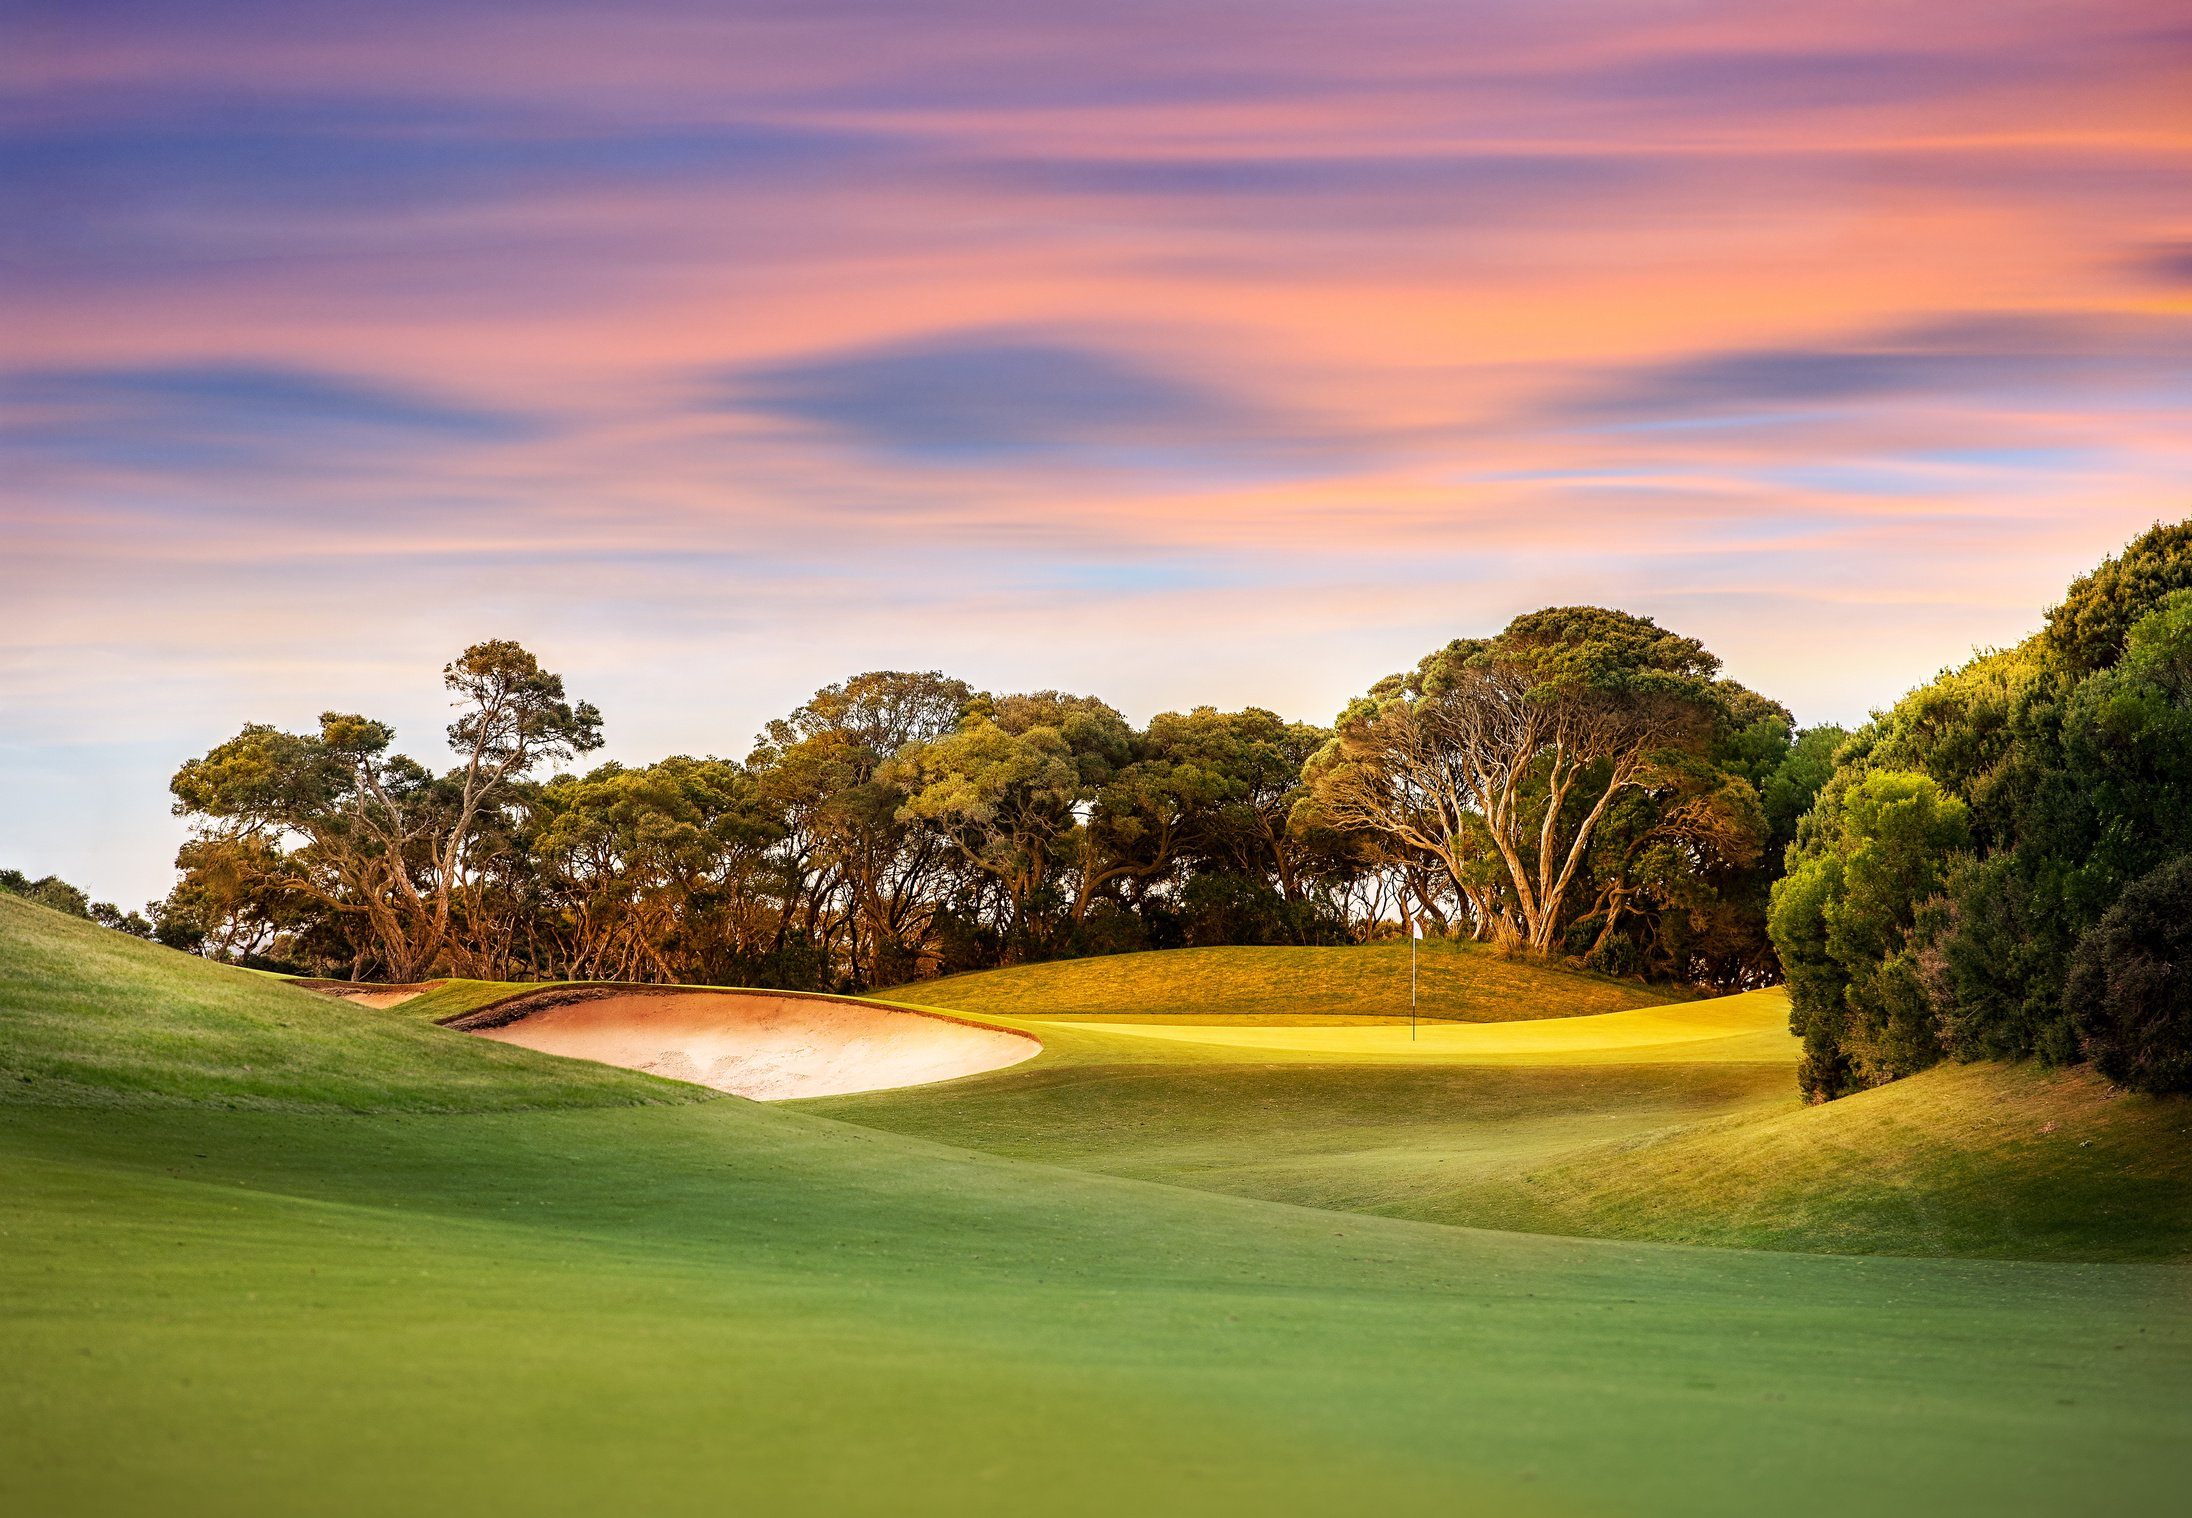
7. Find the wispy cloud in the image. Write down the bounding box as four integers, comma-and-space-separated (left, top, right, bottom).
718, 332, 1279, 462
0, 362, 538, 471
0, 94, 886, 271
5, 0, 2191, 906
2136, 243, 2192, 286
1553, 313, 2192, 427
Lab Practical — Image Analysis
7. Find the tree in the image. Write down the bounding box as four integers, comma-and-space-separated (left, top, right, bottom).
2045, 519, 2192, 674
890, 692, 1130, 951
1309, 607, 1734, 953
1769, 770, 1972, 1099
1770, 517, 2192, 1099
530, 756, 782, 983
748, 672, 973, 987
1153, 707, 1334, 904
168, 640, 599, 980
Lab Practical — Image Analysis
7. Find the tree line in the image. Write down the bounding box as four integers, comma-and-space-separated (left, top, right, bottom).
147, 610, 1833, 994
0, 869, 154, 937
1770, 520, 2192, 1097
26, 527, 2188, 1100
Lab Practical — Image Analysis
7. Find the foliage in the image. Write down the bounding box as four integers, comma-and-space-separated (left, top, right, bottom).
165, 641, 601, 981
1771, 520, 2192, 1098
156, 612, 1809, 991
2065, 855, 2192, 1094
1304, 606, 1819, 983
2044, 518, 2192, 673
0, 867, 154, 938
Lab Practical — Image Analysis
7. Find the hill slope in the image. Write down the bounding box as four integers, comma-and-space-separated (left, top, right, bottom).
893, 939, 1678, 1023
824, 958, 2190, 1262
0, 893, 694, 1112
1411, 1058, 2192, 1260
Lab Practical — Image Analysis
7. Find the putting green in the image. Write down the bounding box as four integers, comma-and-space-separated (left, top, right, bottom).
892, 938, 1680, 1024
1053, 987, 1796, 1063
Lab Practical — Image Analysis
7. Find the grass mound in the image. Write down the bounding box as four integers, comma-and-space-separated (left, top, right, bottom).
894, 939, 1677, 1023
824, 968, 2187, 1262
1418, 1058, 2192, 1260
0, 894, 695, 1113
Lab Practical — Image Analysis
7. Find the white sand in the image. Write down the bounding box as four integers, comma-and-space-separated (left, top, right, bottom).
465, 990, 1040, 1100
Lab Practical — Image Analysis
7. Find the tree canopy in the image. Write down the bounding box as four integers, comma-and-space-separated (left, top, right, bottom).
152, 616, 1818, 997
1771, 520, 2192, 1098
1304, 606, 1826, 984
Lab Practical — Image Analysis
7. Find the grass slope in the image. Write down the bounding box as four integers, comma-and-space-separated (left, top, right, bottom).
0, 893, 696, 1112
823, 959, 2190, 1262
1420, 1059, 2192, 1260
5, 909, 2189, 1514
895, 938, 1678, 1023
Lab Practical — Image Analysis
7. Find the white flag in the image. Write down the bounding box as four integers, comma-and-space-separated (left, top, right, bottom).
1412, 921, 1423, 939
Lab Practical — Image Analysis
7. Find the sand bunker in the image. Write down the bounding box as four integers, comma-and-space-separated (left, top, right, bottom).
454, 989, 1040, 1100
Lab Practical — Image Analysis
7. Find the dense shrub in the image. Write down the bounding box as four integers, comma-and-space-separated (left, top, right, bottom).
1771, 521, 2192, 1098
2065, 856, 2192, 1095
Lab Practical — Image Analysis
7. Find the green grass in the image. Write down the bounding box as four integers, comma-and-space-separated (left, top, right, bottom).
0, 895, 695, 1112
892, 938, 1680, 1023
825, 969, 2191, 1263
4, 900, 2189, 1514
1423, 1058, 2192, 1260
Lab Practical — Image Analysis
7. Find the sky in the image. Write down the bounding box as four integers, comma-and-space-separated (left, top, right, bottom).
3, 0, 2190, 909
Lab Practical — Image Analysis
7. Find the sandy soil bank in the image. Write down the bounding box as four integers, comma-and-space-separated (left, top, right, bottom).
297, 981, 445, 1009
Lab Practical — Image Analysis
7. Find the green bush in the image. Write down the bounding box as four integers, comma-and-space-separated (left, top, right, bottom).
2065, 855, 2192, 1094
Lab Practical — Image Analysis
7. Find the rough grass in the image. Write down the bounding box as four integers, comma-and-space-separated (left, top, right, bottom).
1418, 1059, 2192, 1261
892, 939, 1679, 1023
0, 894, 697, 1113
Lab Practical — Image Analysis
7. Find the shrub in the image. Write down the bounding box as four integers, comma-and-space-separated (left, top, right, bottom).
2065, 855, 2192, 1094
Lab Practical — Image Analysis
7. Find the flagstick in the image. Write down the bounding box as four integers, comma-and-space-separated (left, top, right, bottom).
1411, 927, 1418, 1041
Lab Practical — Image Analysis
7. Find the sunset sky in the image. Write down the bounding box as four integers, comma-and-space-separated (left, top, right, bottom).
5, 0, 2190, 907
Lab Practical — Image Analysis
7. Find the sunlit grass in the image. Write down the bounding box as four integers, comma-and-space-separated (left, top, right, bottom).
3, 904, 2186, 1514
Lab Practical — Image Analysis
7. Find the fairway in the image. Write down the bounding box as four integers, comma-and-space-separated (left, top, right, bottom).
5, 898, 2189, 1516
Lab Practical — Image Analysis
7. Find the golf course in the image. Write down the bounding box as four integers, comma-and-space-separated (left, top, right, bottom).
14, 3, 2192, 1511
5, 892, 2186, 1517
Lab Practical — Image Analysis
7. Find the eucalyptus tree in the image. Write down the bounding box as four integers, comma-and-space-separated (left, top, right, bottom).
1150, 706, 1331, 902
749, 671, 974, 986
1309, 608, 1735, 953
890, 691, 1131, 948
529, 755, 781, 983
167, 640, 600, 980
